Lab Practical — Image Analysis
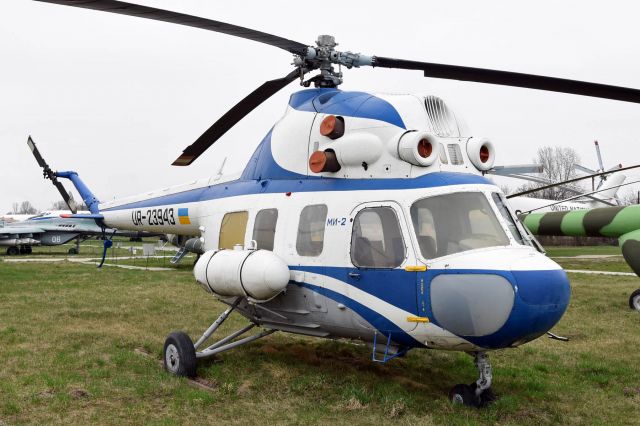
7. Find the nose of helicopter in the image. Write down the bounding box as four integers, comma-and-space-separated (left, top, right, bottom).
469, 253, 571, 349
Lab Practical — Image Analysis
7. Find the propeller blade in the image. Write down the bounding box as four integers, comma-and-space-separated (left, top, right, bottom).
34, 0, 308, 56
594, 141, 605, 171
373, 57, 640, 104
26, 136, 77, 214
487, 164, 544, 175
172, 69, 301, 166
574, 164, 596, 175
506, 164, 640, 199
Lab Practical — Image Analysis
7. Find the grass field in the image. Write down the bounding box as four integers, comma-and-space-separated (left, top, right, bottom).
1, 250, 640, 425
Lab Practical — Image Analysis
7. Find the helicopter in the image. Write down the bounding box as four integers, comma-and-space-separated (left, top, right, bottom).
31, 0, 640, 408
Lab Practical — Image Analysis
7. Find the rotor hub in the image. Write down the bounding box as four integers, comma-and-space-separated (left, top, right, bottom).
293, 34, 373, 88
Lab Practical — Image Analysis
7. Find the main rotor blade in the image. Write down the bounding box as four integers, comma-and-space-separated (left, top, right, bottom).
373, 57, 640, 104
26, 136, 77, 213
35, 0, 308, 56
172, 69, 301, 166
506, 164, 640, 199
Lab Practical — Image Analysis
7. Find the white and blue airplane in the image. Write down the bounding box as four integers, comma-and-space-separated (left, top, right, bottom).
33, 0, 640, 407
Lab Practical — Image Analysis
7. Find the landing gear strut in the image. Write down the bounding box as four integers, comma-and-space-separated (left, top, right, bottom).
162, 298, 276, 377
449, 351, 496, 408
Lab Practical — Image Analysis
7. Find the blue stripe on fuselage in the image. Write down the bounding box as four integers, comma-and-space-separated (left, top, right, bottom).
288, 89, 406, 129
294, 281, 422, 349
289, 266, 568, 351
102, 171, 492, 211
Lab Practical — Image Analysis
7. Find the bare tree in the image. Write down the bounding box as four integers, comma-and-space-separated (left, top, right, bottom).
15, 201, 38, 215
619, 189, 640, 205
11, 202, 19, 214
49, 192, 88, 212
516, 146, 581, 200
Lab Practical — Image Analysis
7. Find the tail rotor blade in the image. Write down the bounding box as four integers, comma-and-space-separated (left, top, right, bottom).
26, 136, 77, 214
27, 136, 49, 169
172, 69, 301, 166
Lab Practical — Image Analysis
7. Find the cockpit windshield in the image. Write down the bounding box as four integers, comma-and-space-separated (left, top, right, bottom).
410, 192, 510, 259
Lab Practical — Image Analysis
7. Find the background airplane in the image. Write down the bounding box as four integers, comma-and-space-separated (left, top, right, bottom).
0, 210, 153, 255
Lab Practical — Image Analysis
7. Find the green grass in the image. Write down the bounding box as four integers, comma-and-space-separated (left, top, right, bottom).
544, 245, 621, 257
553, 258, 634, 273
1, 251, 640, 425
543, 245, 634, 273
0, 237, 169, 258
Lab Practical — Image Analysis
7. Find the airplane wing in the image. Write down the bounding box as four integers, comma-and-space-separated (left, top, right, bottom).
0, 225, 46, 235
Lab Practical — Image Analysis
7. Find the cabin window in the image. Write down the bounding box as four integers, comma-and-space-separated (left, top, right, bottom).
351, 207, 405, 268
252, 208, 278, 251
491, 193, 525, 244
219, 211, 248, 249
411, 192, 509, 259
296, 204, 328, 256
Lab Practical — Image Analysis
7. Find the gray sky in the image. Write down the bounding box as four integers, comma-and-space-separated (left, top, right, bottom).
2, 0, 640, 213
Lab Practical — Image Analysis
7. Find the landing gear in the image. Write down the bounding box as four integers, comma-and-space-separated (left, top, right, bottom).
629, 289, 640, 311
18, 246, 32, 254
162, 298, 276, 378
68, 247, 78, 255
449, 352, 495, 408
163, 331, 197, 377
6, 246, 19, 256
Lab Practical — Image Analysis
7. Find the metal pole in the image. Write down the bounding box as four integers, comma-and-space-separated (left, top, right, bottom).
196, 329, 276, 359
193, 299, 241, 349
202, 324, 255, 352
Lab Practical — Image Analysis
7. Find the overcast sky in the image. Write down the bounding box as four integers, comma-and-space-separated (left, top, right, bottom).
1, 0, 640, 213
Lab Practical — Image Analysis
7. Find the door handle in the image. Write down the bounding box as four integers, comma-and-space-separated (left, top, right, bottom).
348, 272, 361, 280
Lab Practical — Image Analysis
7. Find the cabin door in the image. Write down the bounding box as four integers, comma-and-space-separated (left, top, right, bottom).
346, 201, 420, 331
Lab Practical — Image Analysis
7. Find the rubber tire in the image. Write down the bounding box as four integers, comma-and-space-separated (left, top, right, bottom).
6, 246, 19, 256
629, 289, 640, 311
163, 331, 197, 378
68, 247, 78, 255
25, 246, 32, 254
19, 246, 27, 254
449, 384, 479, 407
471, 383, 497, 407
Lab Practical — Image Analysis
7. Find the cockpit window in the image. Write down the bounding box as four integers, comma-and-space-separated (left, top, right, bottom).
411, 192, 509, 259
491, 193, 524, 244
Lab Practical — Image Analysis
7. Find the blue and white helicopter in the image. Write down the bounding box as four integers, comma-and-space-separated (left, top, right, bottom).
34, 0, 640, 407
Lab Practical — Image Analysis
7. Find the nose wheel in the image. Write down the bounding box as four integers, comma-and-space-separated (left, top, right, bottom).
449, 352, 496, 408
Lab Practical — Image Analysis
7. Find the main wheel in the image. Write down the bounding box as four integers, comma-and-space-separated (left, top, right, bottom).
68, 247, 78, 255
449, 384, 479, 407
163, 331, 197, 378
6, 246, 19, 256
629, 289, 640, 311
25, 246, 32, 254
